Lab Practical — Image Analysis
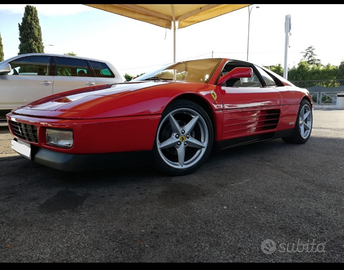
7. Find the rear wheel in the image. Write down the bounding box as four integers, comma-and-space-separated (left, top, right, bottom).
153, 100, 213, 175
282, 99, 312, 144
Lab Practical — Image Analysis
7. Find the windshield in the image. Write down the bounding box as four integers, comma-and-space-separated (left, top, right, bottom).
133, 59, 222, 83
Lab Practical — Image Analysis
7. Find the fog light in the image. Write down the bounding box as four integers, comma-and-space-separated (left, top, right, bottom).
46, 129, 73, 148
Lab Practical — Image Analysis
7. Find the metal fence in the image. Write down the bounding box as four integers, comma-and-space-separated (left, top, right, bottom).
290, 79, 344, 89
291, 79, 344, 105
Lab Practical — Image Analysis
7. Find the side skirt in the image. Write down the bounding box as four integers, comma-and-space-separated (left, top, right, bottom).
213, 129, 294, 152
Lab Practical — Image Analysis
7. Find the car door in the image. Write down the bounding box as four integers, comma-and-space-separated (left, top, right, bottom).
52, 56, 96, 93
218, 61, 282, 140
0, 55, 53, 110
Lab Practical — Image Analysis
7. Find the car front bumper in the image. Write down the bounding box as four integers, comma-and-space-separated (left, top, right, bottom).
13, 139, 152, 172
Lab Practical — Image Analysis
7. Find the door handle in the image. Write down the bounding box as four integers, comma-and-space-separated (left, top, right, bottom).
41, 80, 52, 86
86, 82, 95, 86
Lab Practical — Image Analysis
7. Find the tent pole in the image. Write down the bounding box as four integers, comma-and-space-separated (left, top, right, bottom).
171, 4, 176, 63
173, 21, 176, 63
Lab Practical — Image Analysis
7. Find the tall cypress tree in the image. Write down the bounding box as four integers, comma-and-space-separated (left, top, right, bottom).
18, 5, 44, 55
0, 31, 4, 61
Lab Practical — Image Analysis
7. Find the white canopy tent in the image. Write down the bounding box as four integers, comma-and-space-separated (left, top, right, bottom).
85, 4, 250, 63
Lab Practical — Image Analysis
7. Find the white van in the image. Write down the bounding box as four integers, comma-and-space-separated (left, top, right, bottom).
0, 53, 125, 121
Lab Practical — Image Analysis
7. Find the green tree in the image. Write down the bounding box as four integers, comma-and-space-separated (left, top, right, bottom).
265, 64, 283, 77
289, 61, 311, 81
288, 61, 339, 87
301, 45, 321, 66
18, 5, 44, 55
124, 73, 145, 81
64, 52, 77, 56
336, 61, 344, 80
0, 31, 4, 62
124, 73, 133, 81
267, 47, 344, 88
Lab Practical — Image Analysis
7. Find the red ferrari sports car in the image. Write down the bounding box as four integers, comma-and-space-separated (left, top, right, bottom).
7, 58, 313, 175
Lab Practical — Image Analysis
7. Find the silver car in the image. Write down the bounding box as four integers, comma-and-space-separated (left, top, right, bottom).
0, 53, 125, 122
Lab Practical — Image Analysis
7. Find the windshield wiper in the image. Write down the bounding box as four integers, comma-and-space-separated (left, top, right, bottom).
144, 77, 173, 81
144, 76, 160, 81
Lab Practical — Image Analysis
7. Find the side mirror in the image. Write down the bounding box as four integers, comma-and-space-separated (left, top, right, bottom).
217, 67, 253, 85
0, 62, 11, 74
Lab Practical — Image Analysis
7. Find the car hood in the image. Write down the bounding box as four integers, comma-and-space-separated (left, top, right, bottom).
11, 81, 176, 119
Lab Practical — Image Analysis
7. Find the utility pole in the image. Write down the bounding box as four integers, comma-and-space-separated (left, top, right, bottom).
283, 15, 291, 79
247, 5, 259, 61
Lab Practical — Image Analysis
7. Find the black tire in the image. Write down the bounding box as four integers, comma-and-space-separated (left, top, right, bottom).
282, 99, 313, 144
152, 99, 214, 176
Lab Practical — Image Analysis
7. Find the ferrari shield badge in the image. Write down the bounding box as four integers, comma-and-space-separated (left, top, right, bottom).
211, 90, 217, 101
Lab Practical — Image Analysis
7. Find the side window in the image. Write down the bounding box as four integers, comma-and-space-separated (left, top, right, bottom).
255, 66, 276, 87
221, 62, 262, 88
9, 56, 50, 76
89, 61, 115, 78
55, 57, 91, 77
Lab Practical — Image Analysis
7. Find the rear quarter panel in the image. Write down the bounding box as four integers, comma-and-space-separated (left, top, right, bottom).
278, 86, 313, 130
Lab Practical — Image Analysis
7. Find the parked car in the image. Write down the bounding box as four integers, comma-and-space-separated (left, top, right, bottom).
7, 58, 313, 175
0, 53, 125, 121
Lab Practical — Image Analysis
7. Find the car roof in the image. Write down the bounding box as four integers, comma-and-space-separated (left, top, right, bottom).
1, 53, 112, 65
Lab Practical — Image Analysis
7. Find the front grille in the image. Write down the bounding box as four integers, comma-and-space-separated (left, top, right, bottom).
10, 121, 38, 143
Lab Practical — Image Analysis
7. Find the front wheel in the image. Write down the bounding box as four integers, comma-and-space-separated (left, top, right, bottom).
282, 99, 313, 144
153, 100, 214, 176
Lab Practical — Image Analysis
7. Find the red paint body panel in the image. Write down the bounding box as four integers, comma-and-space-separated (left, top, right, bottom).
218, 85, 282, 140
8, 113, 161, 154
6, 58, 313, 168
8, 81, 221, 154
14, 81, 219, 119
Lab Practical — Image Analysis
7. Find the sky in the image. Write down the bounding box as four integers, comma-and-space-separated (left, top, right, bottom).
0, 4, 344, 77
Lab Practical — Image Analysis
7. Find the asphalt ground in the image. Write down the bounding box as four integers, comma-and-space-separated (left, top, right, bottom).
0, 107, 343, 262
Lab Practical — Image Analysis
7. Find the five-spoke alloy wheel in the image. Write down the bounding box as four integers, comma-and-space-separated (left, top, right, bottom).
283, 99, 313, 144
153, 100, 213, 175
298, 101, 312, 140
